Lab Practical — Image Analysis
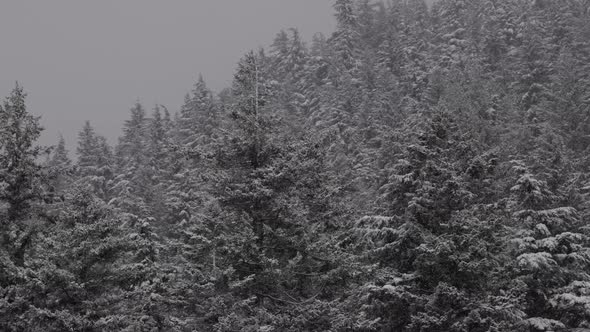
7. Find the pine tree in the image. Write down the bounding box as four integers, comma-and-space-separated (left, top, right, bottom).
508, 161, 590, 329
269, 28, 312, 134
143, 105, 172, 225
117, 101, 147, 166
49, 134, 71, 169
111, 102, 150, 218
45, 134, 72, 207
398, 0, 433, 100
0, 84, 52, 331
0, 84, 45, 223
0, 84, 47, 271
270, 30, 290, 74
201, 51, 339, 330
177, 75, 218, 149
332, 0, 361, 72
75, 121, 113, 201
77, 121, 99, 170
344, 112, 522, 330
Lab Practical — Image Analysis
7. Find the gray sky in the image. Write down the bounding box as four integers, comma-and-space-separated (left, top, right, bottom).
0, 1, 335, 149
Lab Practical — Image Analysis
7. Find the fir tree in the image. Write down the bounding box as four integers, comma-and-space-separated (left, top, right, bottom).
0, 84, 45, 223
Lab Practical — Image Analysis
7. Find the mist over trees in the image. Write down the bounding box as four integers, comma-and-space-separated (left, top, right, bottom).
2, 0, 590, 331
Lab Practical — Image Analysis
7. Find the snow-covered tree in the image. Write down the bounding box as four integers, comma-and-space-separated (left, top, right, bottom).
75, 121, 113, 201
0, 84, 45, 223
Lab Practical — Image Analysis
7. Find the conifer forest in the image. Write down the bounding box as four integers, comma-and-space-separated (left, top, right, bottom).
3, 0, 590, 331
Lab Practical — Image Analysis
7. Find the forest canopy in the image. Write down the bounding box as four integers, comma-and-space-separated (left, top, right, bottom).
2, 0, 590, 331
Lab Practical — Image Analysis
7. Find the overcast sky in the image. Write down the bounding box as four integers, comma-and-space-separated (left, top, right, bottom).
0, 1, 335, 148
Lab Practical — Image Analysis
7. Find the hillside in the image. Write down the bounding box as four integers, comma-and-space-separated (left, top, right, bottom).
1, 0, 590, 331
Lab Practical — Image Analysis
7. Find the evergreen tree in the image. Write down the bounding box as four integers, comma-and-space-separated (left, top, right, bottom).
45, 134, 72, 207
177, 75, 218, 148
0, 84, 50, 331
49, 134, 71, 169
333, 0, 361, 72
75, 121, 113, 201
203, 51, 340, 330
111, 102, 150, 218
0, 84, 45, 223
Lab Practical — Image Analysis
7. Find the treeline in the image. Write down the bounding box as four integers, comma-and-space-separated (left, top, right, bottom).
2, 0, 590, 331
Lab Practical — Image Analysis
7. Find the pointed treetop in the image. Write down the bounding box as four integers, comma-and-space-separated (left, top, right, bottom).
192, 74, 211, 100
334, 0, 358, 29
50, 134, 71, 167
0, 83, 44, 222
271, 30, 290, 56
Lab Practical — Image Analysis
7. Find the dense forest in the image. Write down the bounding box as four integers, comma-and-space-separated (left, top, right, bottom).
2, 0, 590, 331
